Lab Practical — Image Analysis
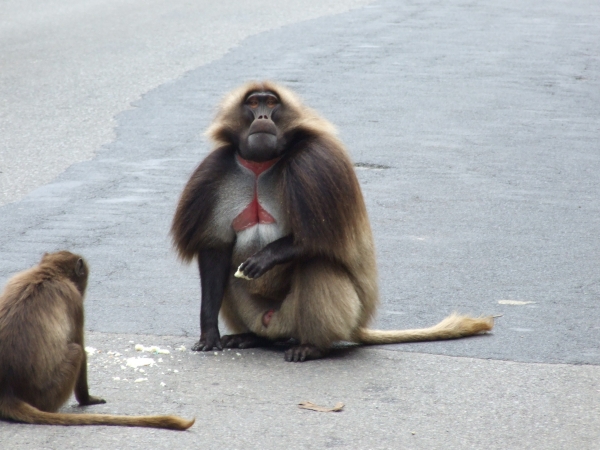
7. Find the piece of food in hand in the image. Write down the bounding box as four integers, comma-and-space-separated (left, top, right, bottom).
234, 264, 253, 280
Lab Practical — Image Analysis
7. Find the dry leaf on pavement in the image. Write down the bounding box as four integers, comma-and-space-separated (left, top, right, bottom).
298, 401, 344, 412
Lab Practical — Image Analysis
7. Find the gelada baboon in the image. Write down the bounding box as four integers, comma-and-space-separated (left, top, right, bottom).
171, 81, 493, 362
0, 251, 194, 429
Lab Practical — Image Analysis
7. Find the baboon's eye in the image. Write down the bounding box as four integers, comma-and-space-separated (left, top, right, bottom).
266, 97, 279, 108
246, 97, 259, 108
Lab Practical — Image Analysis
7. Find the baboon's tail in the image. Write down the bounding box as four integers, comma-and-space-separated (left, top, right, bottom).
0, 396, 194, 430
354, 313, 494, 345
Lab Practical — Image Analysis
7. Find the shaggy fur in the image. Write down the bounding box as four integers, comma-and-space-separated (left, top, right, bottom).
172, 81, 493, 361
0, 251, 194, 429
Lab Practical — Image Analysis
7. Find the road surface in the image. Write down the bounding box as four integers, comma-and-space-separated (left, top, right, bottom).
1, 0, 598, 448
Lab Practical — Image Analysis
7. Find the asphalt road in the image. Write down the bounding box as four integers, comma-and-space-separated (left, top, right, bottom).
1, 0, 599, 448
0, 0, 371, 205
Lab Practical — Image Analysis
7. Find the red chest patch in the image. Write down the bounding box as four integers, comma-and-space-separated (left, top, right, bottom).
232, 155, 280, 232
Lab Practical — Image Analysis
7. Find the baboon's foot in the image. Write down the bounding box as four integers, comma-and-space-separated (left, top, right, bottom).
284, 344, 328, 362
221, 333, 272, 349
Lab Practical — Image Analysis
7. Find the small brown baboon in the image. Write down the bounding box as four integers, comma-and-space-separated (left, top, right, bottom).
0, 251, 194, 430
171, 81, 494, 362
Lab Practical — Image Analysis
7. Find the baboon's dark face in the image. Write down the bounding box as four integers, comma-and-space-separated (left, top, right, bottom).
238, 91, 286, 162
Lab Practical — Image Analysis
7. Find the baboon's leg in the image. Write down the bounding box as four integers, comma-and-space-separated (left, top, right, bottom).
265, 259, 362, 361
220, 279, 280, 348
33, 343, 84, 412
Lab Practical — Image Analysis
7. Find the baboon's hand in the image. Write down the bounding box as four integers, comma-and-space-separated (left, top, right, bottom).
192, 328, 222, 352
234, 236, 297, 280
79, 395, 106, 406
235, 252, 274, 280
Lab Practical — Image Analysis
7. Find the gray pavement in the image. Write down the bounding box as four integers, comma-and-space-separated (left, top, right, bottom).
1, 0, 599, 448
0, 0, 371, 205
1, 332, 597, 449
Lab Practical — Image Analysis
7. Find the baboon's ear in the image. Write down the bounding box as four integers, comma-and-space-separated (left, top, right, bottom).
75, 258, 86, 277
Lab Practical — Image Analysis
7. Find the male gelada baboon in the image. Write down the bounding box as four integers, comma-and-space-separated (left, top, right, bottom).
172, 81, 493, 362
0, 251, 194, 429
